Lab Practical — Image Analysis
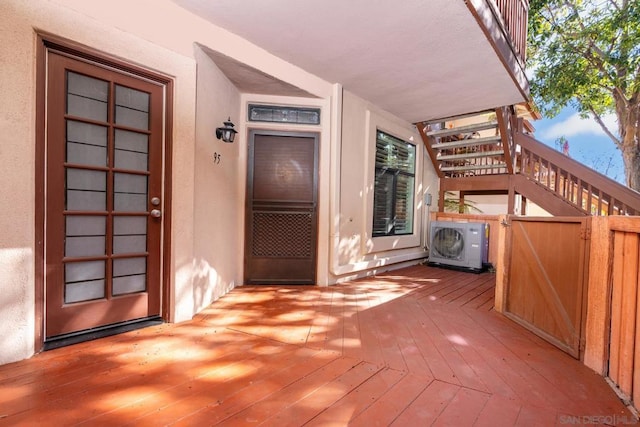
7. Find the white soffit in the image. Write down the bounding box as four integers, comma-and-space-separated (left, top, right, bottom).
176, 0, 525, 122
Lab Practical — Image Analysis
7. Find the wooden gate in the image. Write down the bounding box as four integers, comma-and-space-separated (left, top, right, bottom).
504, 216, 590, 358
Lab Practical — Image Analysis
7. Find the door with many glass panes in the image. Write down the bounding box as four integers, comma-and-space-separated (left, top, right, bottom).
45, 51, 164, 338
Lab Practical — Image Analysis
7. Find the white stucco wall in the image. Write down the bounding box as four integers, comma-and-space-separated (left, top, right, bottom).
1, 0, 199, 365
524, 200, 553, 217
331, 91, 438, 281
463, 194, 510, 215
449, 193, 554, 216
0, 0, 332, 365
0, 0, 439, 365
191, 46, 243, 314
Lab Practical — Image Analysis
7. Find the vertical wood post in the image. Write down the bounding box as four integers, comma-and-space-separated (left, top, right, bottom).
507, 184, 515, 214
494, 214, 510, 313
438, 189, 445, 213
583, 216, 612, 374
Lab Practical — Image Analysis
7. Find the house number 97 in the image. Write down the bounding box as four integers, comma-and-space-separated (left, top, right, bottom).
213, 152, 222, 164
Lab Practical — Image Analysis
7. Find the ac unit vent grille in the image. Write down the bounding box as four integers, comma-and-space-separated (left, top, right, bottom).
432, 227, 465, 260
428, 221, 488, 271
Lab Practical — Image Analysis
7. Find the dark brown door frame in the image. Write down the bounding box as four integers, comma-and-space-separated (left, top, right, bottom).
34, 34, 174, 352
244, 129, 320, 284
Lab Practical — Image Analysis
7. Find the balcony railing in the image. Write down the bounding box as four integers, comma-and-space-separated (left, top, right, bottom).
491, 0, 529, 63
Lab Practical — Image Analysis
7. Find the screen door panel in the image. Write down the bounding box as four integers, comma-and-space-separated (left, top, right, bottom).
245, 133, 318, 284
45, 52, 163, 338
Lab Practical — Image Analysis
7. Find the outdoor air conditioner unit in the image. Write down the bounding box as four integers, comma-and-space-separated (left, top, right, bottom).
428, 221, 489, 272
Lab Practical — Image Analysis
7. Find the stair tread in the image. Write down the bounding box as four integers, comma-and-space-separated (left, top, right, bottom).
441, 163, 507, 172
432, 135, 502, 150
426, 109, 496, 125
427, 121, 498, 137
438, 150, 504, 161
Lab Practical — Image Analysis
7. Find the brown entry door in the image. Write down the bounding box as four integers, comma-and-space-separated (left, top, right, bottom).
44, 52, 165, 339
245, 132, 319, 284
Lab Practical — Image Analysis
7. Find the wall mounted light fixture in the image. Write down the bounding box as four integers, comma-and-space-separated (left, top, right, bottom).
215, 117, 238, 143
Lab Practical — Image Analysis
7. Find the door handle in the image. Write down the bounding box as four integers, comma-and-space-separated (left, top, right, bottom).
150, 209, 162, 218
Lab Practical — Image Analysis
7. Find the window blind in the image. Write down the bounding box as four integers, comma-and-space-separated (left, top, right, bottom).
372, 131, 415, 237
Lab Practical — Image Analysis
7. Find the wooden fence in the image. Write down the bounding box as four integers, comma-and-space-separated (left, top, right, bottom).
432, 213, 640, 413
487, 214, 640, 412
432, 212, 640, 409
585, 216, 640, 410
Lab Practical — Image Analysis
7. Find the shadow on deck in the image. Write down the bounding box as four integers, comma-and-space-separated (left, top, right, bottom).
0, 265, 636, 425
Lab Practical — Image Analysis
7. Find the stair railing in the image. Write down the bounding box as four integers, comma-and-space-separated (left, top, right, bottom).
515, 130, 640, 216
496, 106, 516, 174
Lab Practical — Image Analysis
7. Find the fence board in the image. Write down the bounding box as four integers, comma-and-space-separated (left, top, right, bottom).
635, 285, 640, 410
608, 231, 625, 384
583, 217, 612, 374
619, 233, 638, 395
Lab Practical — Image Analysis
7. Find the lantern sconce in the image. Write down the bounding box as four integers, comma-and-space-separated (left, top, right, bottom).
215, 117, 238, 143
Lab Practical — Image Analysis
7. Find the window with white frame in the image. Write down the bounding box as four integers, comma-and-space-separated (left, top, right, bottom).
372, 130, 415, 237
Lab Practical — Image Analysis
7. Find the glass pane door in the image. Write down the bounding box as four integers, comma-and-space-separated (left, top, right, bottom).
45, 51, 164, 339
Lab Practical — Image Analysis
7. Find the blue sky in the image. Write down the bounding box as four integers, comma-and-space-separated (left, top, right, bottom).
531, 107, 624, 183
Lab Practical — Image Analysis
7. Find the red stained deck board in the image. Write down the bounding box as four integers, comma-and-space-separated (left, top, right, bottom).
390, 379, 460, 425
195, 356, 362, 427
423, 304, 519, 399
265, 361, 382, 427
474, 394, 523, 427
0, 265, 635, 426
412, 303, 491, 392
384, 301, 437, 380
6, 337, 287, 425
349, 374, 431, 427
137, 348, 342, 426
304, 367, 405, 426
432, 387, 491, 426
514, 404, 560, 426
91, 345, 332, 426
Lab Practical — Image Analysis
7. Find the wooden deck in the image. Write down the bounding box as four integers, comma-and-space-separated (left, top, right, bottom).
0, 265, 636, 426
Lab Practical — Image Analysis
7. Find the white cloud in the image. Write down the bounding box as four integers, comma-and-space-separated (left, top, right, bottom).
540, 113, 618, 140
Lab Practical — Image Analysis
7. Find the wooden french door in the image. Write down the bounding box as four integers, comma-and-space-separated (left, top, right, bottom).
44, 51, 165, 339
245, 131, 318, 284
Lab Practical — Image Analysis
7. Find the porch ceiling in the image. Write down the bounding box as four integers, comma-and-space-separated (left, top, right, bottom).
174, 0, 527, 123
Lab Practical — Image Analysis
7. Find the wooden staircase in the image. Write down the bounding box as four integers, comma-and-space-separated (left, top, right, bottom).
418, 107, 515, 177
416, 107, 640, 216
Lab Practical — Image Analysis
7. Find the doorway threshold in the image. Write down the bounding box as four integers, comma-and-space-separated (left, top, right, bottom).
43, 316, 163, 351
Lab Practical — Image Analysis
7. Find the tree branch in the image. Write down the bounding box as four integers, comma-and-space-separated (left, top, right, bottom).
545, 3, 622, 91
607, 0, 621, 11
584, 102, 622, 147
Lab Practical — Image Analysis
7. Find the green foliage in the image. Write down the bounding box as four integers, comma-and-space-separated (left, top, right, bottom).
527, 0, 639, 134
443, 192, 483, 214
